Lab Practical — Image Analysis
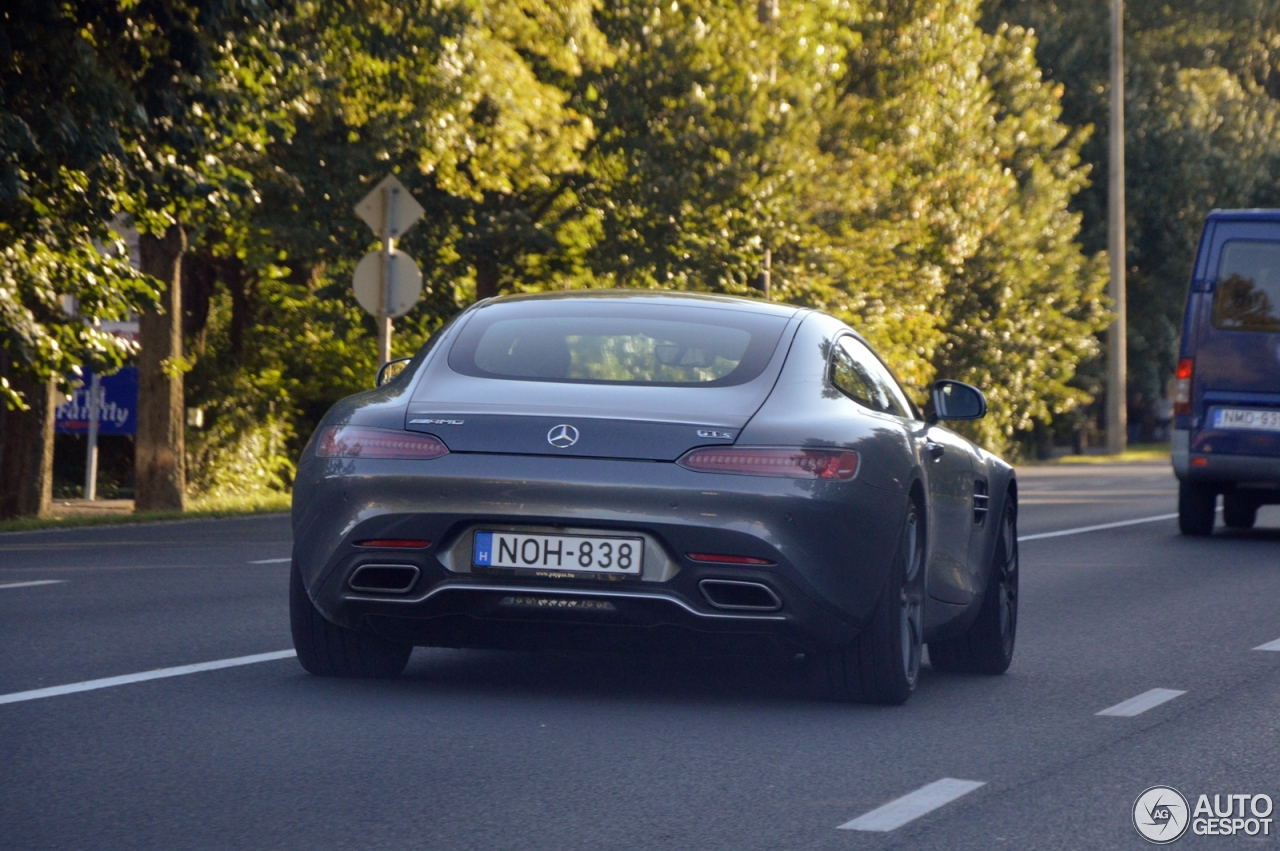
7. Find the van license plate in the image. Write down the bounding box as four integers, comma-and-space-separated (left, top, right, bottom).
473, 532, 643, 575
1212, 408, 1280, 432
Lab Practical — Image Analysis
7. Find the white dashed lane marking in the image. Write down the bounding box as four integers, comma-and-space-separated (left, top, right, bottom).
0, 580, 67, 590
0, 650, 297, 706
1096, 688, 1186, 717
249, 558, 291, 564
837, 778, 986, 831
1254, 638, 1280, 652
1019, 513, 1178, 541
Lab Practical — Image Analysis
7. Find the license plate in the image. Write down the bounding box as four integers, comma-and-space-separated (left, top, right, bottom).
1212, 408, 1280, 432
473, 531, 643, 575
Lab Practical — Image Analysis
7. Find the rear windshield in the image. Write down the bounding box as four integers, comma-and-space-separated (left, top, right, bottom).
1212, 240, 1280, 333
449, 300, 789, 386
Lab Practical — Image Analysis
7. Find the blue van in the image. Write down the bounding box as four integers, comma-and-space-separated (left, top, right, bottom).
1174, 209, 1280, 535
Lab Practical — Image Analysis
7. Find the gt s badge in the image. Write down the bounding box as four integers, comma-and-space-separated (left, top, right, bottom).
697, 429, 734, 439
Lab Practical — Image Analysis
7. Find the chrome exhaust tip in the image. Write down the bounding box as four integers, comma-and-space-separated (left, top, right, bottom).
698, 579, 782, 611
348, 564, 421, 594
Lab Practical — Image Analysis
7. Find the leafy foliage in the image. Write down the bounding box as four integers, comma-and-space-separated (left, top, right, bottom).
983, 0, 1280, 420
0, 3, 160, 406
9, 0, 1126, 496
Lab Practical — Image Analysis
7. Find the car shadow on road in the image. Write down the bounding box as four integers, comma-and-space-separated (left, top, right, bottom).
374, 647, 980, 710
399, 648, 814, 705
1214, 526, 1280, 542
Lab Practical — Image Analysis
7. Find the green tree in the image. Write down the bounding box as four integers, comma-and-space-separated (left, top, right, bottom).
983, 0, 1280, 435
181, 0, 612, 495
0, 2, 158, 517
113, 0, 296, 511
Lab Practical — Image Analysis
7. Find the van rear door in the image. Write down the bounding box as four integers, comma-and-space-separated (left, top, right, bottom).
1191, 217, 1280, 459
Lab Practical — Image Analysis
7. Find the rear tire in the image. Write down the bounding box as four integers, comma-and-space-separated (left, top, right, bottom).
809, 499, 925, 705
1178, 481, 1217, 536
1223, 492, 1257, 530
290, 562, 412, 678
929, 497, 1018, 675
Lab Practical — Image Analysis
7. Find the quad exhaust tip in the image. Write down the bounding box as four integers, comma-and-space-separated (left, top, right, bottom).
698, 579, 782, 611
348, 564, 420, 594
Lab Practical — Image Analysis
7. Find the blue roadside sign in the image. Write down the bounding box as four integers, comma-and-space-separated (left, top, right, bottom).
55, 367, 138, 436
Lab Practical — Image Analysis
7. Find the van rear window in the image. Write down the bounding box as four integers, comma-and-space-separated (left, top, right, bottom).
1212, 241, 1280, 333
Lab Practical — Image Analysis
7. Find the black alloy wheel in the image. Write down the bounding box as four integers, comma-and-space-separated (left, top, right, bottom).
290, 562, 413, 678
1223, 492, 1258, 530
1178, 481, 1217, 536
929, 496, 1019, 675
810, 498, 925, 705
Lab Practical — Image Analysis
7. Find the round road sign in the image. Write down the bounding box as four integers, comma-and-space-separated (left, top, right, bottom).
352, 249, 423, 318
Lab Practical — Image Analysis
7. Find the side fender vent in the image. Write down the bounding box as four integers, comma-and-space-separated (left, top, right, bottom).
973, 479, 989, 525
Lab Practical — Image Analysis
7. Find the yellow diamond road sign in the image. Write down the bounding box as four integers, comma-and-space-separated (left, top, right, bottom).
354, 174, 425, 239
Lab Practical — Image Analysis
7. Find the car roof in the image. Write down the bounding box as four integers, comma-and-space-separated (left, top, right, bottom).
481, 288, 806, 320
1205, 209, 1280, 223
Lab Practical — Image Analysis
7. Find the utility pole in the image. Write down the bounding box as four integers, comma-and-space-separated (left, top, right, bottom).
1106, 0, 1128, 455
758, 0, 778, 300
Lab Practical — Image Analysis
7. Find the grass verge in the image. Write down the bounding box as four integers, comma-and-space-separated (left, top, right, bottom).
1049, 442, 1171, 464
0, 491, 290, 534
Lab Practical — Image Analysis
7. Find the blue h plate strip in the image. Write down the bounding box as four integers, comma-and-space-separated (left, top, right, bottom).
474, 532, 493, 566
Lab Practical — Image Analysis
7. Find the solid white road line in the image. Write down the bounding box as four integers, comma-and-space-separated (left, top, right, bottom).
1019, 513, 1178, 542
249, 557, 291, 564
1253, 638, 1280, 652
0, 650, 296, 707
837, 778, 986, 832
1096, 688, 1186, 717
0, 579, 67, 590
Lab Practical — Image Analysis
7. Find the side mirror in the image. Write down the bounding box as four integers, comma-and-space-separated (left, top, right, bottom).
929, 380, 987, 423
375, 357, 414, 388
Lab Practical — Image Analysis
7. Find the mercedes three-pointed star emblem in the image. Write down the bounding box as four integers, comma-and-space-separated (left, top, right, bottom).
547, 424, 580, 449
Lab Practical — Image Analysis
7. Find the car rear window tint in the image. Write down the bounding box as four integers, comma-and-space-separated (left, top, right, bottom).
1212, 240, 1280, 333
449, 301, 789, 386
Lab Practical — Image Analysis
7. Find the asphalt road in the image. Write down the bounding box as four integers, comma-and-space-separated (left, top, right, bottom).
2, 461, 1279, 850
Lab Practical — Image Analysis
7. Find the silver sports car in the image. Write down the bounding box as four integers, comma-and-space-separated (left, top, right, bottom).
290, 291, 1018, 704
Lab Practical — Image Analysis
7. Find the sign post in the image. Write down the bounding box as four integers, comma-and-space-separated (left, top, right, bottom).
84, 373, 102, 500
354, 175, 426, 366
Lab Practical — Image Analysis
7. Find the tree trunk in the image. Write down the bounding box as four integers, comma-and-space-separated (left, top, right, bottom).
136, 225, 187, 511
0, 372, 57, 519
183, 245, 217, 358
475, 254, 500, 301
225, 256, 252, 357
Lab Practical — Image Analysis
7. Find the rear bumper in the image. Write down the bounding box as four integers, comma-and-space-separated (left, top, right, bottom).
1174, 429, 1280, 485
291, 452, 908, 654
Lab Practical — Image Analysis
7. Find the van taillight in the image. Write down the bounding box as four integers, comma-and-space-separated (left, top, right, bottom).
1174, 358, 1193, 416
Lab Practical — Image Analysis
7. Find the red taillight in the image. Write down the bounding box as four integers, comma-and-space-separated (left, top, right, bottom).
677, 447, 859, 480
316, 426, 449, 460
356, 539, 432, 549
687, 553, 774, 565
1174, 357, 1193, 415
